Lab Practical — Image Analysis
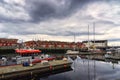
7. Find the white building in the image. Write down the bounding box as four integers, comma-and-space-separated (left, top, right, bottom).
82, 40, 108, 49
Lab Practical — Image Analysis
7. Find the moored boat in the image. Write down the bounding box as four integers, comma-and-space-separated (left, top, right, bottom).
66, 50, 80, 55
15, 47, 41, 55
0, 48, 55, 66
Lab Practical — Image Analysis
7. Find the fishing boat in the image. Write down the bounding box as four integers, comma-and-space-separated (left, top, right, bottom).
15, 47, 55, 64
0, 47, 55, 66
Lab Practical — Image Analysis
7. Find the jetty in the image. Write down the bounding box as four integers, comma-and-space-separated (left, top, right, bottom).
0, 60, 72, 80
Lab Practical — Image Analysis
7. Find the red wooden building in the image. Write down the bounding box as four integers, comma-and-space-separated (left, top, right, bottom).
0, 38, 18, 47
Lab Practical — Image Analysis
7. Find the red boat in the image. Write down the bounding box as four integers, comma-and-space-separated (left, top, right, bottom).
15, 48, 55, 65
15, 49, 41, 55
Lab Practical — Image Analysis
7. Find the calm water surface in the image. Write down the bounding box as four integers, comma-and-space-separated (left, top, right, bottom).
39, 57, 120, 80
1, 53, 120, 80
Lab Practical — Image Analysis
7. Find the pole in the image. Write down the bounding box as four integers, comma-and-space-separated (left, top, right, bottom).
93, 22, 96, 80
88, 25, 90, 51
74, 33, 76, 50
74, 33, 75, 43
93, 22, 95, 47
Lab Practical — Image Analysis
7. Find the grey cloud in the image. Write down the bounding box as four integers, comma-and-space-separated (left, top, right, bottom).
0, 0, 5, 3
97, 20, 115, 25
26, 1, 56, 22
0, 16, 27, 23
65, 31, 104, 36
0, 0, 120, 45
31, 29, 104, 36
0, 0, 98, 23
1, 22, 104, 37
25, 0, 96, 23
108, 38, 120, 42
0, 1, 27, 23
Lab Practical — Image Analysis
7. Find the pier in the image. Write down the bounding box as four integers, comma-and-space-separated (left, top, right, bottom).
0, 60, 72, 80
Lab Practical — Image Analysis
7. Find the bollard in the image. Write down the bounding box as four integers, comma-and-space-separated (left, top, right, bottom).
49, 65, 52, 70
64, 64, 67, 68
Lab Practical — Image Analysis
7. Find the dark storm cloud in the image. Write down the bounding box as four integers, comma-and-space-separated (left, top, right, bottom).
25, 0, 96, 22
0, 0, 98, 23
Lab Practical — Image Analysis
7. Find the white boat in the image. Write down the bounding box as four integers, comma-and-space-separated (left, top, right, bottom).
104, 48, 114, 59
66, 50, 79, 55
66, 34, 80, 55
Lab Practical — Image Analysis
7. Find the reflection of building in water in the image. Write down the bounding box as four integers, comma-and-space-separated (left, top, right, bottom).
17, 67, 73, 80
82, 40, 108, 50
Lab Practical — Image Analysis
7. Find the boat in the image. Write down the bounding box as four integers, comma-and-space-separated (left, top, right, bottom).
15, 47, 55, 64
0, 47, 55, 66
104, 48, 120, 59
66, 50, 80, 55
66, 34, 80, 55
15, 47, 41, 55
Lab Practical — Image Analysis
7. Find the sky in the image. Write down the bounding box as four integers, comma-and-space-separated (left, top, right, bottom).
0, 0, 120, 46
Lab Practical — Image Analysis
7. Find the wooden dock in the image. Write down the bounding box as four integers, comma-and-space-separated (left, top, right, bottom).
0, 60, 72, 80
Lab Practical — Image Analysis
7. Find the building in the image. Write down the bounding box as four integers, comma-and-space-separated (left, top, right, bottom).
82, 40, 108, 50
0, 38, 18, 47
0, 38, 86, 50
24, 40, 85, 49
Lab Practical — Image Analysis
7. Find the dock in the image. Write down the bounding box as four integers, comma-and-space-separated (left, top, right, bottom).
0, 60, 72, 80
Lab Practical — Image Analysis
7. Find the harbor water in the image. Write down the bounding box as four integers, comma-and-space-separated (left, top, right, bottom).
1, 53, 120, 80
38, 57, 120, 80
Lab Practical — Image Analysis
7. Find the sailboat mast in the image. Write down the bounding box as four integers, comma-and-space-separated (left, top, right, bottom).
74, 33, 76, 50
93, 22, 95, 46
93, 22, 96, 80
74, 33, 75, 43
88, 25, 90, 50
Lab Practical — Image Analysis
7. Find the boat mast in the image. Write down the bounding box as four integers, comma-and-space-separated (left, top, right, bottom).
74, 33, 76, 50
74, 33, 75, 43
88, 25, 90, 51
93, 22, 95, 48
93, 22, 96, 80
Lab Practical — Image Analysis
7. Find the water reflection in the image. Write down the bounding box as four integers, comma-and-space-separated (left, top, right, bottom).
4, 55, 120, 80
39, 56, 120, 80
11, 68, 73, 80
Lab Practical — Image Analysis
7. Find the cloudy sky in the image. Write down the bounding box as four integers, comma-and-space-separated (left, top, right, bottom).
0, 0, 120, 46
